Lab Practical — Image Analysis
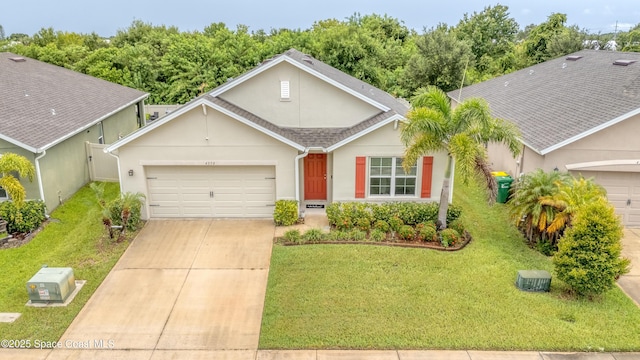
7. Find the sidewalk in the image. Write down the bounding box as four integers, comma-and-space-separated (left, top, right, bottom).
2, 348, 640, 359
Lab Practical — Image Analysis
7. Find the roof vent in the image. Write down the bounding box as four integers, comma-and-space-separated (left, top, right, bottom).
9, 57, 26, 62
613, 59, 637, 66
302, 54, 313, 65
566, 55, 582, 61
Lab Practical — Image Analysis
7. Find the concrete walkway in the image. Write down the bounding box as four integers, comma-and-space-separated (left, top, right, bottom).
618, 228, 640, 306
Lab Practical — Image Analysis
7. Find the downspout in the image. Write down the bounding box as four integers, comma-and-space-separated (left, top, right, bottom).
34, 150, 47, 208
294, 150, 310, 214
105, 150, 124, 194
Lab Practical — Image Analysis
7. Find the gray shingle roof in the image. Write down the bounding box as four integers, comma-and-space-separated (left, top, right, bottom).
0, 52, 148, 152
448, 50, 640, 154
107, 48, 408, 152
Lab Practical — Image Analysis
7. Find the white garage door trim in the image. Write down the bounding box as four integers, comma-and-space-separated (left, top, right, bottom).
146, 166, 276, 218
573, 171, 640, 228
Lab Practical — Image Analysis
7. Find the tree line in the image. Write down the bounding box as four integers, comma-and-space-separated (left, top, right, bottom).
1, 6, 638, 104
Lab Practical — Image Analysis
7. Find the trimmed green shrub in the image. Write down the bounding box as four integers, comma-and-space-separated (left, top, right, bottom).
273, 200, 298, 226
283, 229, 302, 243
356, 217, 372, 232
388, 216, 404, 232
398, 225, 415, 240
326, 230, 349, 241
418, 223, 437, 242
373, 220, 390, 233
440, 228, 460, 248
348, 229, 366, 241
553, 200, 631, 297
369, 229, 386, 242
302, 228, 324, 242
448, 219, 465, 235
0, 200, 46, 234
446, 204, 463, 224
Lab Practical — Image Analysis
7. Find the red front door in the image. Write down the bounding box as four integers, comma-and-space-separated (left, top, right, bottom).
304, 154, 327, 200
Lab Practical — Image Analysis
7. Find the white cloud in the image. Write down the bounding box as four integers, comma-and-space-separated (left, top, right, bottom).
583, 8, 592, 15
521, 8, 531, 15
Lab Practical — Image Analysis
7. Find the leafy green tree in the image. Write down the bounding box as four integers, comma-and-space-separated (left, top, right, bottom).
0, 25, 5, 41
405, 24, 474, 93
0, 153, 36, 206
518, 13, 584, 67
509, 169, 571, 249
401, 86, 520, 228
618, 24, 640, 52
456, 5, 519, 78
553, 199, 630, 298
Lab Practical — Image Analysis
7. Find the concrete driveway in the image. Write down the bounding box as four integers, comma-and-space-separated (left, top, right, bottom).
50, 219, 274, 359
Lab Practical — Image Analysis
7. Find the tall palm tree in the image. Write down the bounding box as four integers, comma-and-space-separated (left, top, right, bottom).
401, 86, 521, 228
0, 153, 36, 206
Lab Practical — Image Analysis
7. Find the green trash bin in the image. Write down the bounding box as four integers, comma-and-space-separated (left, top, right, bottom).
492, 171, 513, 203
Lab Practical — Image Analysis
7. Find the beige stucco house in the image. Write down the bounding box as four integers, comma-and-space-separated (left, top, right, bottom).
107, 49, 448, 219
0, 52, 148, 212
450, 50, 640, 227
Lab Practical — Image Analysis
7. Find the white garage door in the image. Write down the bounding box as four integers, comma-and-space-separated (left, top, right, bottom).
146, 166, 275, 218
576, 171, 640, 228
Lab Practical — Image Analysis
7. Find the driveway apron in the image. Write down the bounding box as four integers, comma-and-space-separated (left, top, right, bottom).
57, 219, 274, 353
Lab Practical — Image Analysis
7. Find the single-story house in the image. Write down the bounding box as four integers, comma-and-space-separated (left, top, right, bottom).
450, 50, 640, 227
107, 49, 448, 219
0, 52, 148, 212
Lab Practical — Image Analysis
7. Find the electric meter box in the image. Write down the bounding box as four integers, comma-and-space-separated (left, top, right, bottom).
26, 267, 76, 303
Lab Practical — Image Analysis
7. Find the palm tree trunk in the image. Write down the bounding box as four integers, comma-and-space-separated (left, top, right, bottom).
437, 156, 453, 229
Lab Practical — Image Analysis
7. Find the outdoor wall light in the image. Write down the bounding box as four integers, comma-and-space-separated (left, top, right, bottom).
128, 169, 134, 176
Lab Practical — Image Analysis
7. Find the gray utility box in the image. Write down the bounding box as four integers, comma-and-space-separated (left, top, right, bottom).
26, 267, 76, 303
516, 270, 551, 292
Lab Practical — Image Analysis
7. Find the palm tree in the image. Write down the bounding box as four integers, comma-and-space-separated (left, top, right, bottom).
401, 86, 521, 228
509, 169, 571, 246
541, 177, 607, 234
117, 191, 145, 241
0, 153, 36, 206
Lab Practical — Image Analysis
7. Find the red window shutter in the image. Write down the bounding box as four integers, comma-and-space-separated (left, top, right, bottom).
355, 156, 366, 198
421, 156, 434, 198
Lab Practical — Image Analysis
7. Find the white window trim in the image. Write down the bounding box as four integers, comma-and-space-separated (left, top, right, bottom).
0, 187, 8, 201
368, 157, 418, 198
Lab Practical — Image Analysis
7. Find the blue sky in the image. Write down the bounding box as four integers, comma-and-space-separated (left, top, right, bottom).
1, 1, 638, 37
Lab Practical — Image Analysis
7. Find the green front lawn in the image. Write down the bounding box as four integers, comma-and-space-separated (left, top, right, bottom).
0, 183, 132, 341
260, 179, 640, 351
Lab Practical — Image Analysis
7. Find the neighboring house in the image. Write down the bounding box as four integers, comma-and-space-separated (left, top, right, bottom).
0, 52, 148, 212
450, 50, 640, 227
107, 49, 448, 219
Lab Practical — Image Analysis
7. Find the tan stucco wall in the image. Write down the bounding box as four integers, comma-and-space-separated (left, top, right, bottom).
220, 62, 381, 128
488, 114, 640, 176
548, 114, 640, 173
101, 104, 140, 144
331, 123, 448, 202
116, 105, 298, 219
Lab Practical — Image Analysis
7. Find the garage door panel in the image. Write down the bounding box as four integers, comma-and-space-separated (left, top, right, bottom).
146, 166, 275, 218
576, 170, 640, 227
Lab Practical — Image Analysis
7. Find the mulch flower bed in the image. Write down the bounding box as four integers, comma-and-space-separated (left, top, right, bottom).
277, 230, 472, 251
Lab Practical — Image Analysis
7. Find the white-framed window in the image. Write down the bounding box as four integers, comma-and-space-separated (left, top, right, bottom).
369, 157, 417, 196
0, 187, 8, 200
